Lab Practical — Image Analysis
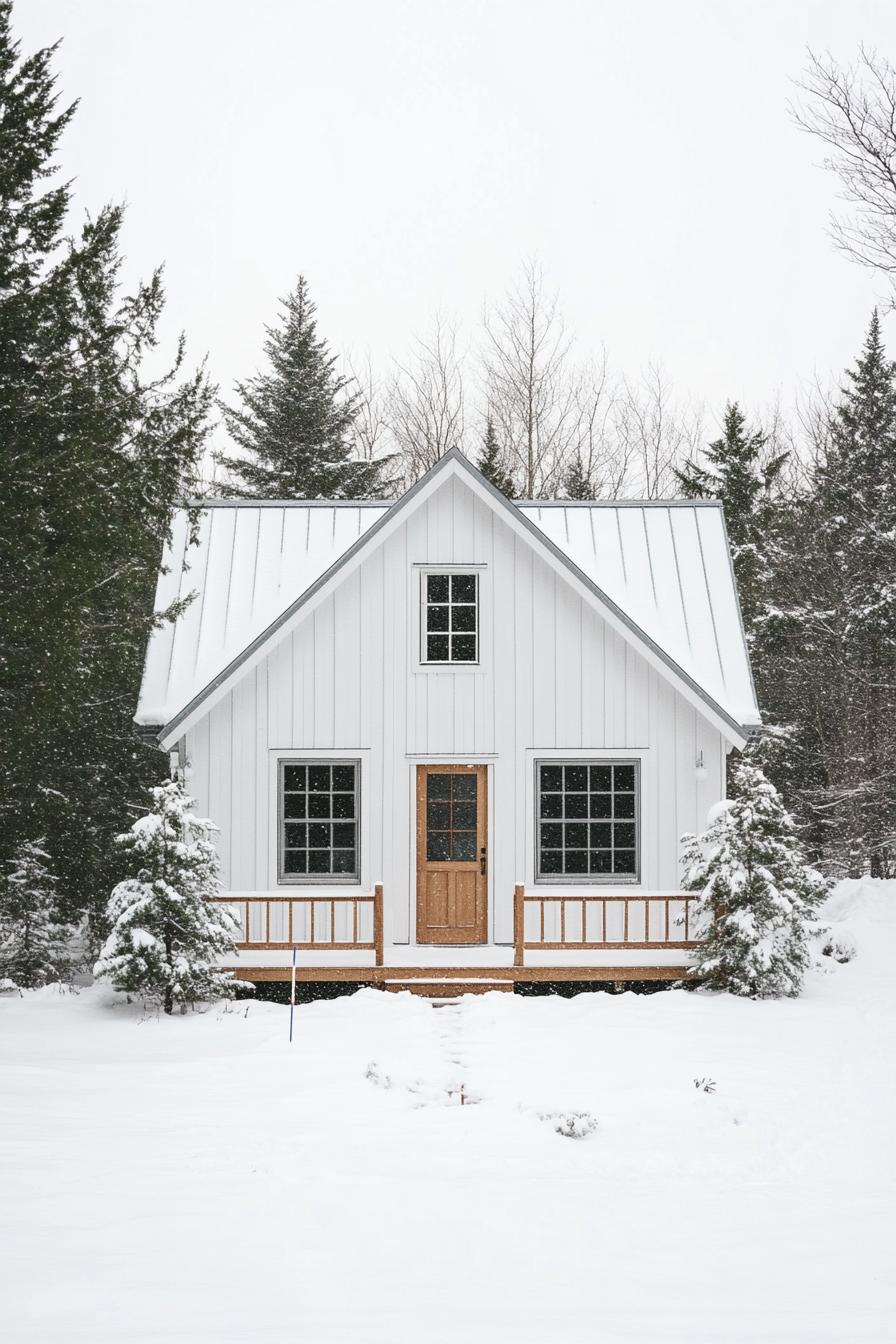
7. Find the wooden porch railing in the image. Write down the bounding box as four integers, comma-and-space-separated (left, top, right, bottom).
218, 883, 384, 965
513, 884, 701, 967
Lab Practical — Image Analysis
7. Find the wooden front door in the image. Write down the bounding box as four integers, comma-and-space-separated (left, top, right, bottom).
416, 765, 488, 944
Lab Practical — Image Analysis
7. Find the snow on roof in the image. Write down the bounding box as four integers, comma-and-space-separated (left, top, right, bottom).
137, 471, 759, 737
137, 502, 389, 726
516, 500, 759, 731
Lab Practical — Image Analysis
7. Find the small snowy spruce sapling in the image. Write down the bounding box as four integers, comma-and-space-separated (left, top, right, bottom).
681, 762, 828, 998
0, 840, 75, 988
95, 781, 239, 1014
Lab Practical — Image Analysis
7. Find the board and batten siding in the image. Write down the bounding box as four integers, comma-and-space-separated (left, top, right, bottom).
183, 474, 728, 944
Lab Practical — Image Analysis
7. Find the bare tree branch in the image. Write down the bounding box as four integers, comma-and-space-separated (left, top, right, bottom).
793, 46, 896, 302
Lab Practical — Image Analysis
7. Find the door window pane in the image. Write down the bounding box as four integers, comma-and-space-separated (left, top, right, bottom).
425, 772, 479, 863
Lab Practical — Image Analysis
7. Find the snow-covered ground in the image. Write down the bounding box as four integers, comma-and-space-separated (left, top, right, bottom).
2, 882, 894, 1344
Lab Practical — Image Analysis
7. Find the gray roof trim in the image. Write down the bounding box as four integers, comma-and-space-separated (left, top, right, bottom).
185, 497, 393, 509
186, 494, 724, 511
157, 449, 756, 746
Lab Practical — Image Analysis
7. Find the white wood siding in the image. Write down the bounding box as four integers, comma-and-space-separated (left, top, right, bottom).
184, 475, 728, 944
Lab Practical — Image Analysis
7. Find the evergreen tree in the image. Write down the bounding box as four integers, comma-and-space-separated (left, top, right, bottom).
676, 402, 786, 630
216, 276, 391, 499
476, 416, 515, 496
563, 452, 597, 500
681, 762, 828, 998
0, 3, 213, 933
0, 839, 75, 987
758, 314, 896, 875
94, 781, 239, 1014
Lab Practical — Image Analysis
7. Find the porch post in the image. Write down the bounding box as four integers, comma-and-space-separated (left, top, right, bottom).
514, 884, 525, 968
373, 883, 384, 966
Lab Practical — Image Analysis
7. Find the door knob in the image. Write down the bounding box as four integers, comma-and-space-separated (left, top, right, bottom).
480, 847, 487, 875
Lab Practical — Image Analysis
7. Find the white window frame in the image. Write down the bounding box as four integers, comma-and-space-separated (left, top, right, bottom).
411, 564, 489, 675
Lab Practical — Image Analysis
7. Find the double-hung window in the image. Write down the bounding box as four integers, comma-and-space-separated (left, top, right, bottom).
536, 761, 639, 881
422, 572, 478, 663
279, 760, 360, 882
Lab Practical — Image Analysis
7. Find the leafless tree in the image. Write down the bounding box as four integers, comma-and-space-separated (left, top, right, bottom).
793, 47, 896, 304
481, 260, 584, 497
387, 315, 467, 486
611, 364, 702, 498
345, 354, 402, 496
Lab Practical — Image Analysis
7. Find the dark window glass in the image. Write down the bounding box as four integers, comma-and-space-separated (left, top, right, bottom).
281, 761, 359, 881
452, 832, 477, 861
428, 773, 451, 799
453, 774, 476, 800
451, 635, 476, 661
423, 572, 478, 662
427, 832, 450, 861
536, 761, 639, 880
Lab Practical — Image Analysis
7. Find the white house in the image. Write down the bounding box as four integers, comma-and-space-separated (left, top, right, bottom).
136, 449, 760, 994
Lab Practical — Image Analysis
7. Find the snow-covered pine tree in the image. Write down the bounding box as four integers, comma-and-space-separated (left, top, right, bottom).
757, 314, 896, 875
681, 762, 828, 998
0, 840, 75, 988
94, 781, 240, 1014
476, 415, 515, 497
675, 402, 786, 631
216, 275, 391, 499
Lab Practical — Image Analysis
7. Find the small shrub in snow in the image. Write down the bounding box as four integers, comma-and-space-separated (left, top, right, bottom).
0, 840, 77, 989
94, 781, 239, 1015
681, 762, 829, 999
542, 1110, 598, 1139
693, 1078, 717, 1094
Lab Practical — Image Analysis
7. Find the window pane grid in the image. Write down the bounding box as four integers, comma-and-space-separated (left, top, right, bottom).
280, 762, 359, 881
537, 762, 638, 880
426, 772, 477, 861
424, 572, 478, 663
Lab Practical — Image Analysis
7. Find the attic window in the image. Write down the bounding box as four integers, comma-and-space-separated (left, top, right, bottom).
535, 761, 639, 882
422, 572, 478, 663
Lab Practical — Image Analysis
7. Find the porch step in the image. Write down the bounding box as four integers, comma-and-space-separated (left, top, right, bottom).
383, 978, 513, 998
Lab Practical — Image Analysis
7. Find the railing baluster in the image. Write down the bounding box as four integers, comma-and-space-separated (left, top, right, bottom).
310, 900, 316, 945
684, 897, 690, 941
623, 899, 629, 943
582, 899, 586, 945
560, 899, 566, 945
540, 899, 545, 944
664, 898, 670, 942
265, 900, 271, 946
352, 898, 358, 944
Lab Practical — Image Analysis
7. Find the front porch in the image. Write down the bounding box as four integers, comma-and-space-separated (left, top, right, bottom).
218, 887, 702, 994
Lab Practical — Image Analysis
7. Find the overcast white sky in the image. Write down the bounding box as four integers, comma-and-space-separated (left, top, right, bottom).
19, 0, 896, 434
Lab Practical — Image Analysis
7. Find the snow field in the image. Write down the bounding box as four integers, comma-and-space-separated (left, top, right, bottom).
1, 881, 894, 1343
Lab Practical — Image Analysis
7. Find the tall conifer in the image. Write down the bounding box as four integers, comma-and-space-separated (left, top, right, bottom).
216, 276, 391, 498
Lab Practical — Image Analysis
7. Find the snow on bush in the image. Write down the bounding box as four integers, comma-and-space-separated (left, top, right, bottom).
541, 1110, 599, 1139
0, 839, 78, 989
681, 762, 829, 998
94, 780, 240, 1015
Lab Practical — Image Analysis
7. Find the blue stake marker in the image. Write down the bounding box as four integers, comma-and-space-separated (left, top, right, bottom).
289, 945, 297, 1043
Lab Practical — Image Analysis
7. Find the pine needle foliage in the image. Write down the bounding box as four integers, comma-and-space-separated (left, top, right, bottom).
0, 839, 76, 988
94, 781, 239, 1015
216, 275, 391, 499
476, 416, 515, 497
681, 762, 828, 998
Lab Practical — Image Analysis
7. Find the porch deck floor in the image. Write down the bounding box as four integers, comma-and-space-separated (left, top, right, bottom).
225, 945, 694, 970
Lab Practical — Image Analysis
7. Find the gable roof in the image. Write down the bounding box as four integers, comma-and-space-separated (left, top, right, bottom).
137, 449, 760, 749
